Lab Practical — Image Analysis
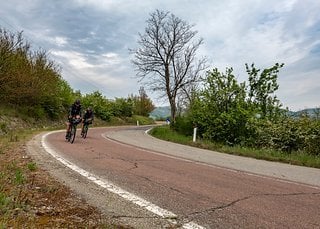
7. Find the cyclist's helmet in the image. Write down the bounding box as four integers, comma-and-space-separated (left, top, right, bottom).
75, 99, 80, 106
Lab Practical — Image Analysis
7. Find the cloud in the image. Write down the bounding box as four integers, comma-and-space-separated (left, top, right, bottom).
50, 48, 138, 98
54, 36, 69, 47
51, 50, 95, 69
0, 0, 319, 109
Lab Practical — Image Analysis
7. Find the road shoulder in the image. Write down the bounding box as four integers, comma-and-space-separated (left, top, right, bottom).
26, 131, 183, 229
105, 127, 320, 188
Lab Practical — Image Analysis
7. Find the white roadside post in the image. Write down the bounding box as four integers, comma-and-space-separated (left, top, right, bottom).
193, 127, 197, 142
137, 120, 139, 126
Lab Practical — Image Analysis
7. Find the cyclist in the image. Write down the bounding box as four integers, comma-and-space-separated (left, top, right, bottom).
81, 107, 94, 136
66, 99, 82, 139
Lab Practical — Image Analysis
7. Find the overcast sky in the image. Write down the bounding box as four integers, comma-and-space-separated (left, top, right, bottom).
1, 0, 319, 111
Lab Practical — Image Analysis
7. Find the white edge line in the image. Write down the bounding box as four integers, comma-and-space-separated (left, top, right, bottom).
41, 131, 205, 229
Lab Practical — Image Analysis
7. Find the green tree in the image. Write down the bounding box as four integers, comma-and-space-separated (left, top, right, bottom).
82, 91, 112, 121
112, 98, 133, 117
190, 68, 249, 144
131, 86, 155, 116
246, 63, 284, 120
0, 29, 26, 93
0, 28, 71, 119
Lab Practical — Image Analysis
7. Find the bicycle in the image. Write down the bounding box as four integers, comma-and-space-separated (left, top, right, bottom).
81, 122, 89, 139
81, 118, 93, 138
66, 118, 81, 144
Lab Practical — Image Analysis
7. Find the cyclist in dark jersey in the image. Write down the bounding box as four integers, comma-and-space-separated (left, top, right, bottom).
81, 107, 94, 136
66, 99, 82, 139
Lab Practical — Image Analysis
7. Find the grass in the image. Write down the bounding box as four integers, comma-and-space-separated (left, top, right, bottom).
0, 131, 34, 222
0, 107, 146, 228
131, 115, 155, 125
0, 128, 130, 228
149, 125, 320, 168
27, 162, 37, 171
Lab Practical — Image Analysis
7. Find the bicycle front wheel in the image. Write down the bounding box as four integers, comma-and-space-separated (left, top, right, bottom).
83, 124, 88, 139
70, 124, 76, 143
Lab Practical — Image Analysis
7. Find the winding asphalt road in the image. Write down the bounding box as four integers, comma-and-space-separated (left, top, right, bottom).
28, 125, 320, 229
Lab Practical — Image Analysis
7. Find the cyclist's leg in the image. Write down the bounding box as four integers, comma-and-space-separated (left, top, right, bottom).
83, 122, 89, 138
81, 119, 85, 135
70, 123, 76, 143
66, 121, 71, 139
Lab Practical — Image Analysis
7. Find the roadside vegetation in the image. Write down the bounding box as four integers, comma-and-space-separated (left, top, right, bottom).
150, 125, 320, 168
131, 9, 319, 167
149, 65, 320, 168
0, 107, 149, 228
0, 104, 148, 228
1, 7, 320, 227
0, 28, 152, 228
0, 28, 155, 123
0, 129, 121, 228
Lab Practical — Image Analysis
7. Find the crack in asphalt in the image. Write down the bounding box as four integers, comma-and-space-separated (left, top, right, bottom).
122, 159, 164, 172
187, 191, 320, 217
88, 156, 192, 198
261, 191, 320, 197
75, 144, 320, 227
185, 196, 251, 219
138, 175, 187, 195
121, 159, 185, 194
126, 162, 138, 172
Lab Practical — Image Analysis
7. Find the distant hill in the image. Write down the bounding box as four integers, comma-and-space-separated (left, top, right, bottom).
149, 106, 171, 120
288, 108, 320, 118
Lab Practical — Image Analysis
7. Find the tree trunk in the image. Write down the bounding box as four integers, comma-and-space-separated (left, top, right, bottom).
169, 98, 176, 125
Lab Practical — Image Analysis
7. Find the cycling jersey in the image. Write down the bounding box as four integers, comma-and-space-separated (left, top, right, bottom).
83, 110, 94, 123
69, 103, 82, 117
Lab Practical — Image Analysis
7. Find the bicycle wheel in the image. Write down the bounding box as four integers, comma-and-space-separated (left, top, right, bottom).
70, 124, 76, 144
66, 131, 71, 142
82, 124, 88, 139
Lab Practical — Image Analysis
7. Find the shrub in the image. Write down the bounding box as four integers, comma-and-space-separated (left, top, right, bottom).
247, 117, 320, 155
97, 108, 112, 121
173, 116, 194, 136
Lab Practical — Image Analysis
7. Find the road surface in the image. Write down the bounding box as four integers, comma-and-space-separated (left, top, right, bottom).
27, 126, 320, 228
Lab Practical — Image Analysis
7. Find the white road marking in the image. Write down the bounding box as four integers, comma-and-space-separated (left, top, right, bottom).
41, 131, 205, 229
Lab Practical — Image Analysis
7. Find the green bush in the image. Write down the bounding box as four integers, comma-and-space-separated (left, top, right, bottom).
81, 91, 112, 121
150, 125, 320, 168
300, 118, 320, 155
111, 98, 133, 117
184, 65, 320, 156
173, 116, 193, 136
97, 108, 112, 121
27, 162, 37, 171
246, 117, 320, 155
17, 105, 46, 120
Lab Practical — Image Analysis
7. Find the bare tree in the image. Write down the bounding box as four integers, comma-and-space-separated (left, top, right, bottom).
131, 9, 206, 124
177, 82, 199, 116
